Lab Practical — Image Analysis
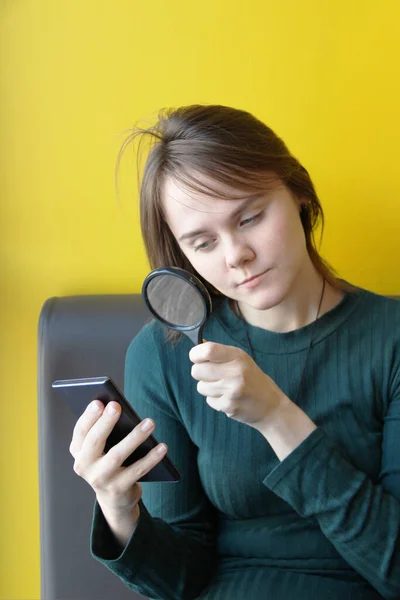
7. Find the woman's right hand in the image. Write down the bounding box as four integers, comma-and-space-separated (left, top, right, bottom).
69, 399, 168, 519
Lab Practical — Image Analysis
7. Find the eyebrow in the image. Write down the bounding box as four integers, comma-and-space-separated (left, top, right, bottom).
178, 194, 263, 242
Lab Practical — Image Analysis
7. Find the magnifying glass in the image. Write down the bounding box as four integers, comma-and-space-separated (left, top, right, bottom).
142, 267, 212, 345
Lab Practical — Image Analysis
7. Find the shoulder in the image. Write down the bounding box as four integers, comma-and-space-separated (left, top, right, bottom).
353, 286, 400, 328
127, 317, 164, 351
345, 287, 400, 369
125, 317, 191, 368
311, 284, 400, 350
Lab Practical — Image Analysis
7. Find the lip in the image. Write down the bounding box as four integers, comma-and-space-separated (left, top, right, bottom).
239, 270, 269, 287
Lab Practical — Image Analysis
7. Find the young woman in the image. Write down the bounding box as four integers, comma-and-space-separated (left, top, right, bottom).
69, 105, 400, 599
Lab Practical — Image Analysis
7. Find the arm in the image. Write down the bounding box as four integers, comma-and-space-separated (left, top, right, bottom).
96, 501, 140, 552
261, 366, 400, 599
90, 325, 218, 600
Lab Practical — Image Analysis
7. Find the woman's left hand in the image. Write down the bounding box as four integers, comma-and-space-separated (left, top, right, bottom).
189, 341, 289, 431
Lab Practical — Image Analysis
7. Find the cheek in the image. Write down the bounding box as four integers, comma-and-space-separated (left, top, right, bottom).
186, 253, 228, 293
180, 247, 220, 280
265, 211, 305, 259
194, 256, 221, 281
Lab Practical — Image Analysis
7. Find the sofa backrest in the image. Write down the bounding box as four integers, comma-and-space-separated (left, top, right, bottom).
38, 294, 150, 600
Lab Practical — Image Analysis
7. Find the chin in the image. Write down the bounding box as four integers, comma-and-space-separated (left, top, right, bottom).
250, 297, 283, 312
242, 285, 289, 311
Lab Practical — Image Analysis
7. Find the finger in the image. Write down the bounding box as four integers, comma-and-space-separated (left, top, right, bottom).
113, 441, 168, 488
189, 341, 239, 364
206, 397, 236, 417
191, 362, 226, 382
79, 401, 123, 464
100, 418, 157, 475
69, 400, 106, 457
196, 380, 224, 399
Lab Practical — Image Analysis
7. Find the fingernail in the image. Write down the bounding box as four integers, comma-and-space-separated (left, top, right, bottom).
140, 419, 153, 432
91, 401, 100, 412
106, 403, 117, 415
156, 444, 167, 454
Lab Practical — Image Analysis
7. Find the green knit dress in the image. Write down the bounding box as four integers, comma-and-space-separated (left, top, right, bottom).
90, 287, 400, 600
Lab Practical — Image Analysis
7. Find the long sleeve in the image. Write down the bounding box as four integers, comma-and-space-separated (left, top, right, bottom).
90, 324, 218, 600
263, 363, 400, 599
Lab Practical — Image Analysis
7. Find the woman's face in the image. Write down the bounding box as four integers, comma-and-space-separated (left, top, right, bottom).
161, 175, 313, 312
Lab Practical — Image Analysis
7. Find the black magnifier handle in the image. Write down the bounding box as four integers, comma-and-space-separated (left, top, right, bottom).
185, 324, 205, 346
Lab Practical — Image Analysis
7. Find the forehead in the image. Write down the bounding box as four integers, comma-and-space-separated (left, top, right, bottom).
162, 176, 266, 224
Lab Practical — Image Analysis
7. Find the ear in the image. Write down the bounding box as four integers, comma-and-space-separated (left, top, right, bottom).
299, 202, 309, 225
293, 192, 306, 210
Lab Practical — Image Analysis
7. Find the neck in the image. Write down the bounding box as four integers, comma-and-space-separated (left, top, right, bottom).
235, 264, 341, 333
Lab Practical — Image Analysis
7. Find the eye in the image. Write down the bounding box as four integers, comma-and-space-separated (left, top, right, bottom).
240, 212, 262, 227
194, 240, 214, 252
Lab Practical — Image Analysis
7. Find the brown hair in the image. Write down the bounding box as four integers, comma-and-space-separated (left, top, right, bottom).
115, 104, 352, 340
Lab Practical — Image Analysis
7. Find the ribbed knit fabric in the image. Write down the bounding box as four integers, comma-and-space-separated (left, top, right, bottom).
90, 287, 400, 599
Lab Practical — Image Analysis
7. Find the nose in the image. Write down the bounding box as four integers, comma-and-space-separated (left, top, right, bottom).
224, 236, 255, 269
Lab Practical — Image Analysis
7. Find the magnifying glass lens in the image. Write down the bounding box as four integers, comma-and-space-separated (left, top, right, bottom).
142, 267, 212, 345
146, 274, 205, 327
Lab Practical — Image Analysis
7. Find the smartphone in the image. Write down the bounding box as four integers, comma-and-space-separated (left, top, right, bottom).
52, 376, 180, 483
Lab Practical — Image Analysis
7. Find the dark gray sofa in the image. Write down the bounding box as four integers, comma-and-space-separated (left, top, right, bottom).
37, 294, 150, 600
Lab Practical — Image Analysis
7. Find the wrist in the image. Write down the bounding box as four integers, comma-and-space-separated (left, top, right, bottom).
258, 396, 317, 461
97, 496, 140, 524
97, 499, 140, 550
256, 392, 292, 432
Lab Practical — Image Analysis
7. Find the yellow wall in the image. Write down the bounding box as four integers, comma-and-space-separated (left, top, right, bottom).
1, 0, 399, 597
